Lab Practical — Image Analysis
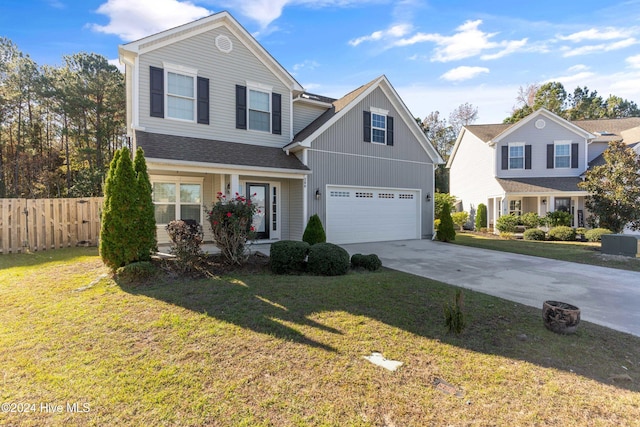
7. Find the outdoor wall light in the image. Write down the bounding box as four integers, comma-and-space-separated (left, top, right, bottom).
542, 198, 546, 205
426, 193, 431, 202
315, 189, 322, 200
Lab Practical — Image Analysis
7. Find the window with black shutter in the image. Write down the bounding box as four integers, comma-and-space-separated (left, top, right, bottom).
363, 111, 371, 142
272, 93, 281, 135
150, 66, 164, 118
236, 85, 247, 129
197, 77, 209, 125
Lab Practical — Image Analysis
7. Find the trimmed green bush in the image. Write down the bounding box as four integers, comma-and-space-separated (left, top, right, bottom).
546, 210, 572, 227
451, 211, 469, 230
302, 214, 327, 245
116, 261, 157, 283
548, 226, 576, 241
496, 214, 519, 233
307, 243, 350, 276
523, 228, 546, 241
436, 201, 456, 242
270, 240, 310, 274
585, 228, 614, 242
351, 253, 382, 271
475, 203, 487, 230
521, 212, 541, 229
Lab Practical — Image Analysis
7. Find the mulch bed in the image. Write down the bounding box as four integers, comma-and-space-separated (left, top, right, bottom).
152, 252, 271, 278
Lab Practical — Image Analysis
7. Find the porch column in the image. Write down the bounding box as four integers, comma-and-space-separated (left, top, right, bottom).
548, 196, 555, 212
219, 175, 227, 197
230, 174, 240, 195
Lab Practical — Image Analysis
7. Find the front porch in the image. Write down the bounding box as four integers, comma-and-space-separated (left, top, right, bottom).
487, 194, 587, 231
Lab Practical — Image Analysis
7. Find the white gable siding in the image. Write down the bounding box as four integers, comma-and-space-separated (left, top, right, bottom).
496, 118, 587, 178
293, 102, 328, 136
137, 26, 292, 148
449, 131, 501, 213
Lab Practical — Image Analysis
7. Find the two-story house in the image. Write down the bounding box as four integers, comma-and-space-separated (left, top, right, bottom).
118, 11, 442, 245
447, 108, 640, 230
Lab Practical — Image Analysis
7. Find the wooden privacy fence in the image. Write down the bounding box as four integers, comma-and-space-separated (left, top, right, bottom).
0, 198, 103, 254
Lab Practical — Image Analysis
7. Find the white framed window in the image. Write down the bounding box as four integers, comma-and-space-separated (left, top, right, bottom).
152, 178, 203, 225
247, 82, 272, 132
509, 199, 522, 216
164, 63, 197, 122
509, 143, 525, 169
371, 113, 387, 144
554, 142, 571, 168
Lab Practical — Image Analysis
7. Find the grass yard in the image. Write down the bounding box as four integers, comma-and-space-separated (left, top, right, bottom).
453, 232, 640, 272
0, 247, 639, 426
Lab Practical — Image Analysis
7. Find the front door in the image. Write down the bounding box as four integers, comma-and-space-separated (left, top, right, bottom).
247, 183, 269, 239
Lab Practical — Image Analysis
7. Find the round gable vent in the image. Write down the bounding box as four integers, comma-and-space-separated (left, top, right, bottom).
535, 119, 546, 129
215, 35, 233, 53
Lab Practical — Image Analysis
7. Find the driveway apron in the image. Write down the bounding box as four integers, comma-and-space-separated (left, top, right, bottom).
342, 239, 640, 337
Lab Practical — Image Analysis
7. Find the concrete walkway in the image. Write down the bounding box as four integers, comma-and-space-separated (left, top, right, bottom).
341, 239, 640, 337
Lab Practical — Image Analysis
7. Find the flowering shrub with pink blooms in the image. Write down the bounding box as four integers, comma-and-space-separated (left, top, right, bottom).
206, 192, 258, 264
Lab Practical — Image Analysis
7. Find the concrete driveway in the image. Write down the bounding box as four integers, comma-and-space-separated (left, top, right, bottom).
341, 239, 640, 337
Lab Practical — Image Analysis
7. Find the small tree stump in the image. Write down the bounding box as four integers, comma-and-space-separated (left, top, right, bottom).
543, 301, 580, 334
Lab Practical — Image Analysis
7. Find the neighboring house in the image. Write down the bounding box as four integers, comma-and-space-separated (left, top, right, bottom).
118, 12, 442, 245
447, 108, 640, 231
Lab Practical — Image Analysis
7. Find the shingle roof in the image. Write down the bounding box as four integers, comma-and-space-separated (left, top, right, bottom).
292, 77, 380, 143
496, 177, 586, 193
466, 117, 640, 145
135, 131, 310, 172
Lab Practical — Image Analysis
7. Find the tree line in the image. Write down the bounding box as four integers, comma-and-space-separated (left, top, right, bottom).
0, 38, 125, 199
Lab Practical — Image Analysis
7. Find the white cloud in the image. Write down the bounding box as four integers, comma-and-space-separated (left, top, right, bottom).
349, 24, 413, 47
395, 19, 526, 62
568, 64, 589, 72
90, 0, 211, 41
627, 54, 640, 68
441, 66, 489, 82
292, 60, 320, 74
558, 27, 633, 42
544, 71, 596, 86
562, 38, 637, 57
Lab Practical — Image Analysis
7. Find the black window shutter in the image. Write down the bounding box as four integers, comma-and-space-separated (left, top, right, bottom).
501, 146, 508, 170
525, 144, 532, 169
197, 77, 209, 125
571, 143, 579, 168
387, 116, 394, 146
150, 66, 164, 118
235, 85, 247, 129
272, 93, 281, 135
547, 144, 554, 168
363, 111, 371, 142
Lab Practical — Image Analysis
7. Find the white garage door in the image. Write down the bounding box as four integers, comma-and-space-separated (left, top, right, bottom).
326, 186, 421, 244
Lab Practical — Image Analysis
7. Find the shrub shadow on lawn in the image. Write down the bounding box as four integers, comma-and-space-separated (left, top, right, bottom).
118, 267, 640, 392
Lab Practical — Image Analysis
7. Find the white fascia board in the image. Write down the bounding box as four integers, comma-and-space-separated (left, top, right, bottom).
146, 158, 310, 179
293, 96, 333, 108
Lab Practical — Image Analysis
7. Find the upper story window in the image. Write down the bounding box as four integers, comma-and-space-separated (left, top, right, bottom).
371, 113, 387, 144
554, 143, 571, 168
363, 107, 394, 146
167, 71, 195, 121
249, 88, 271, 132
509, 143, 525, 169
149, 64, 209, 124
236, 83, 282, 135
547, 141, 578, 169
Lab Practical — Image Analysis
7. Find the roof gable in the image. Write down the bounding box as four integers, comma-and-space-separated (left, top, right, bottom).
119, 11, 303, 93
492, 108, 594, 144
287, 75, 443, 164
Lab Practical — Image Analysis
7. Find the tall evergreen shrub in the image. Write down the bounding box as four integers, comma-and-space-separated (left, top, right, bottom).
134, 148, 157, 260
436, 201, 456, 242
475, 203, 487, 230
302, 214, 326, 245
100, 147, 141, 270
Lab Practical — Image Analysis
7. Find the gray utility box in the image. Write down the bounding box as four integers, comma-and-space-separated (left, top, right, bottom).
601, 234, 640, 257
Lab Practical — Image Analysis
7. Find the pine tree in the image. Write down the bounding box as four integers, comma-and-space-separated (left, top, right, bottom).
134, 147, 157, 260
302, 214, 327, 245
100, 147, 139, 270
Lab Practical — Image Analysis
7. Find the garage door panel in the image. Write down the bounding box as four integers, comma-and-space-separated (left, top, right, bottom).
326, 186, 420, 244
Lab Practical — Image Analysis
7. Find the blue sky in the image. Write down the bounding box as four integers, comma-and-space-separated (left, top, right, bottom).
2, 0, 640, 123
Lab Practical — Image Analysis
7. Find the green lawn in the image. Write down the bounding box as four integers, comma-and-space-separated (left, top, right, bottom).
452, 232, 640, 272
0, 247, 639, 426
